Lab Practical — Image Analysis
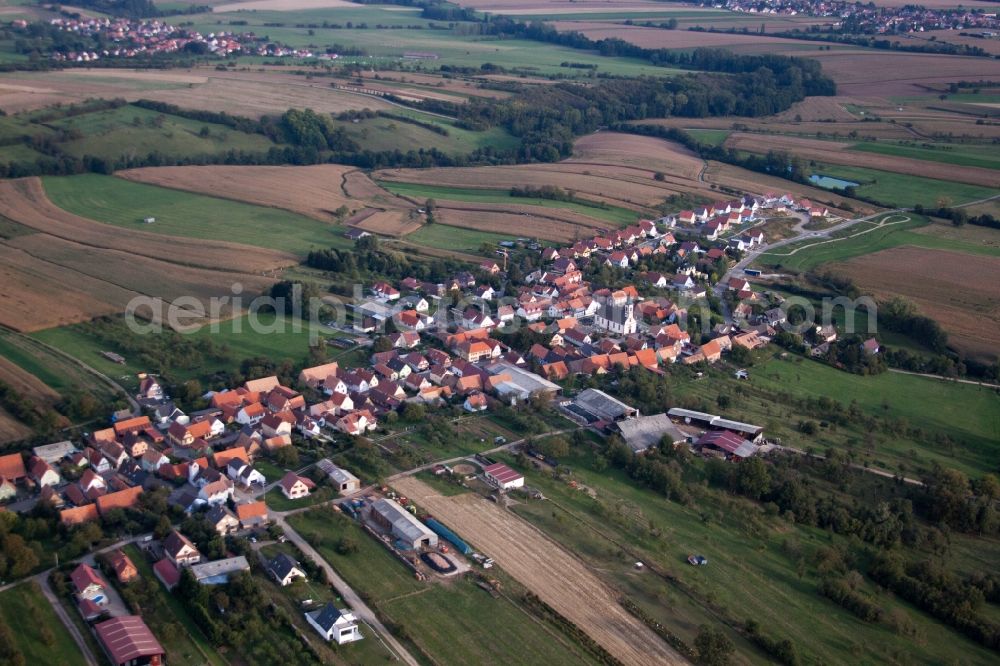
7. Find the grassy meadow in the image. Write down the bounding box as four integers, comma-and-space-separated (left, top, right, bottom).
756, 213, 1000, 272
42, 174, 348, 255
674, 353, 1000, 478
503, 446, 1000, 666
848, 140, 1000, 171
818, 165, 999, 208
400, 223, 516, 252
0, 582, 88, 666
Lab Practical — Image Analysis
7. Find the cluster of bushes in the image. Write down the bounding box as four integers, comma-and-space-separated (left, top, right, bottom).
869, 553, 1000, 652
818, 576, 883, 622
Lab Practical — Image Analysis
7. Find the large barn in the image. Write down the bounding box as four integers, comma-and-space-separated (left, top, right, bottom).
370, 498, 438, 550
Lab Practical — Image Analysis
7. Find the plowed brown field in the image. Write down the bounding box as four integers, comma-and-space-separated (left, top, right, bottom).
392, 476, 685, 666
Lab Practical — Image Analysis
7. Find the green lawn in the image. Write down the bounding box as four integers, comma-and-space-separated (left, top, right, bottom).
42, 174, 347, 256
264, 484, 337, 512
756, 213, 1000, 272
0, 582, 87, 666
402, 223, 516, 252
817, 165, 998, 208
685, 128, 731, 146
288, 508, 599, 665
849, 140, 1000, 171
381, 181, 640, 226
506, 450, 1000, 666
121, 545, 228, 666
335, 115, 520, 154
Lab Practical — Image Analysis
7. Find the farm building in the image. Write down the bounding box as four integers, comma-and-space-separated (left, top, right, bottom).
483, 462, 525, 490
667, 408, 764, 443
696, 431, 759, 460
316, 458, 361, 495
370, 498, 438, 550
573, 389, 639, 423
94, 616, 164, 666
483, 361, 561, 403
32, 440, 78, 464
614, 414, 689, 453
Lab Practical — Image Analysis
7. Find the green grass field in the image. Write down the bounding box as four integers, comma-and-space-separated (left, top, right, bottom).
401, 223, 516, 252
673, 353, 1000, 478
504, 449, 1000, 666
685, 128, 731, 146
756, 213, 1000, 272
288, 508, 600, 665
818, 165, 998, 208
31, 312, 344, 385
849, 140, 1000, 171
381, 181, 640, 225
183, 8, 680, 78
0, 330, 119, 399
42, 174, 348, 255
333, 115, 519, 154
49, 103, 275, 160
0, 582, 87, 666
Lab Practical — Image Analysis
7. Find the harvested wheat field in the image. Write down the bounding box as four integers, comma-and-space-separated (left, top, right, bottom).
379, 165, 691, 212
0, 409, 32, 443
435, 209, 588, 242
724, 133, 1000, 188
550, 21, 810, 50
214, 0, 356, 10
454, 0, 669, 14
831, 247, 1000, 361
0, 178, 283, 330
138, 70, 390, 118
343, 170, 414, 208
567, 132, 704, 179
0, 244, 128, 330
806, 51, 1000, 97
639, 116, 916, 141
353, 210, 423, 237
0, 356, 60, 404
0, 179, 295, 273
119, 165, 362, 221
0, 69, 207, 112
392, 476, 685, 666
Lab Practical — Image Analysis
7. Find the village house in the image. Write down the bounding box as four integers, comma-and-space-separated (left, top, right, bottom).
163, 530, 201, 567
236, 500, 269, 529
306, 603, 363, 644
279, 472, 314, 500
206, 504, 240, 535
106, 550, 138, 584
267, 553, 307, 587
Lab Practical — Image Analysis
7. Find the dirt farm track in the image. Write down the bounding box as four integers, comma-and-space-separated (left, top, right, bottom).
392, 476, 686, 666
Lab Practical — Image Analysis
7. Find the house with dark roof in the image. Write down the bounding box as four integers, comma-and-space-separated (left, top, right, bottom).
306, 603, 362, 644
163, 529, 201, 567
267, 553, 306, 587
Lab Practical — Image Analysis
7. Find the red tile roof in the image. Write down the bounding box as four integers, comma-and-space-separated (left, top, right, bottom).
0, 453, 25, 481
236, 501, 268, 522
70, 563, 104, 595
96, 486, 143, 515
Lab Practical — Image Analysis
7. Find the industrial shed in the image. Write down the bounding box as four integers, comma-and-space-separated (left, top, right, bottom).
614, 414, 689, 453
483, 462, 524, 490
667, 408, 764, 442
573, 389, 639, 423
371, 498, 438, 550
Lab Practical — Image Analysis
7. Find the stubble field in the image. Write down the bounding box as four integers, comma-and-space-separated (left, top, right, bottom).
392, 476, 685, 666
723, 133, 1000, 188
830, 246, 1000, 361
0, 178, 285, 330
